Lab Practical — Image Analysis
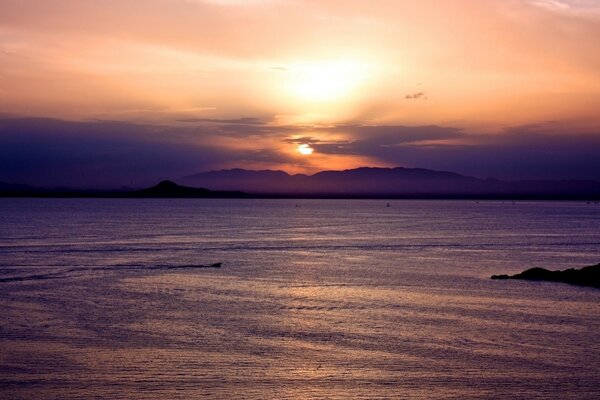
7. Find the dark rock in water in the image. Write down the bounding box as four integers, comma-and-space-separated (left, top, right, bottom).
491, 263, 600, 288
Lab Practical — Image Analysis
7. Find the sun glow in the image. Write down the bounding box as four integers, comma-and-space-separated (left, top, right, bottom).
287, 60, 368, 102
297, 143, 314, 155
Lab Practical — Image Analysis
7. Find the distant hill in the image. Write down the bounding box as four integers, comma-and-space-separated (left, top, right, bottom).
3, 168, 600, 199
131, 180, 246, 198
181, 167, 600, 198
0, 180, 246, 199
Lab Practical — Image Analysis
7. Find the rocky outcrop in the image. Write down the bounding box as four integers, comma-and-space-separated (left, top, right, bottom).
492, 263, 600, 288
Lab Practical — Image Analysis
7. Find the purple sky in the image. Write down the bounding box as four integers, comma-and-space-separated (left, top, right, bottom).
1, 117, 599, 188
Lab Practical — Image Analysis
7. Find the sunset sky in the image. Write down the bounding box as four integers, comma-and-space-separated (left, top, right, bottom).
1, 0, 600, 187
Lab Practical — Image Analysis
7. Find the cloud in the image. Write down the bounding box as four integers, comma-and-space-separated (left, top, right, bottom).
405, 92, 427, 100
529, 0, 600, 13
0, 117, 294, 187
302, 122, 600, 180
1, 117, 600, 187
177, 117, 265, 125
313, 124, 463, 147
531, 0, 570, 11
283, 136, 321, 144
2, 0, 600, 126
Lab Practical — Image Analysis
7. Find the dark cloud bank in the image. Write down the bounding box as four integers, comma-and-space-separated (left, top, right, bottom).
309, 124, 600, 181
0, 117, 282, 188
1, 117, 600, 188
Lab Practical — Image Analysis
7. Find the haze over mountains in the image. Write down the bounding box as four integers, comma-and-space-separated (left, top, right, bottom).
181, 167, 600, 198
2, 166, 600, 199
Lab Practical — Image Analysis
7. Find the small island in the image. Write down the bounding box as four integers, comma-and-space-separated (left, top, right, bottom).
492, 263, 600, 288
131, 180, 246, 198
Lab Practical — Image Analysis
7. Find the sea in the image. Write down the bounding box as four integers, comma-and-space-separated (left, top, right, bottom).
0, 199, 599, 399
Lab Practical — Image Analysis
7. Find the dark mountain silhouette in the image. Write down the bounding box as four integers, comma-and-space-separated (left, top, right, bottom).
181, 167, 600, 198
132, 180, 245, 198
492, 263, 600, 289
0, 180, 246, 198
3, 167, 600, 199
134, 180, 211, 197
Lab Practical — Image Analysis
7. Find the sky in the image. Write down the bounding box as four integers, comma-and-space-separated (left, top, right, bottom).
1, 0, 600, 187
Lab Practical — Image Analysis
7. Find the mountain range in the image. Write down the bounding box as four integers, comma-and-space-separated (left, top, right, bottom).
181, 167, 600, 198
2, 167, 600, 199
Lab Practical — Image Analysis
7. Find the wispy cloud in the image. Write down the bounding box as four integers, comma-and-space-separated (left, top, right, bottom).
405, 92, 427, 100
531, 0, 570, 11
528, 0, 600, 14
177, 117, 266, 125
1, 0, 599, 126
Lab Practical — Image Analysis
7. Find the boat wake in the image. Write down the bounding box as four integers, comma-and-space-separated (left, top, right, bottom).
0, 263, 223, 283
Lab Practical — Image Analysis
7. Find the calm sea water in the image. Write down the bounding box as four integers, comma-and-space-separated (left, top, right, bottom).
0, 199, 599, 399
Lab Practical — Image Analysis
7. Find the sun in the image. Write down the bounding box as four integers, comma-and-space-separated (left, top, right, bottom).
297, 143, 314, 155
288, 60, 367, 102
